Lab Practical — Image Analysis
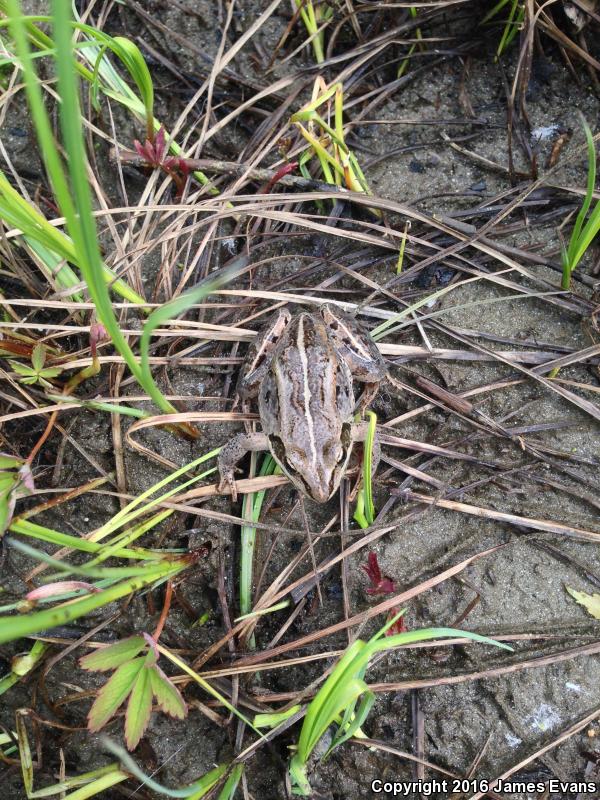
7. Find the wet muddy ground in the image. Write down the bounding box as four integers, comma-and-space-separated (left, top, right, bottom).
2, 2, 600, 799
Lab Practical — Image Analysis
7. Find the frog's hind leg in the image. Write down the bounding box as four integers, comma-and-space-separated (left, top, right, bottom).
235, 308, 292, 403
319, 304, 387, 384
320, 304, 386, 413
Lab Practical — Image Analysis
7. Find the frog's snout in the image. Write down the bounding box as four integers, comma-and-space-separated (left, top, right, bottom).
308, 483, 332, 504
303, 465, 339, 504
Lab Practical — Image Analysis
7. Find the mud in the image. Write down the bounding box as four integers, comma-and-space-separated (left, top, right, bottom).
2, 2, 600, 799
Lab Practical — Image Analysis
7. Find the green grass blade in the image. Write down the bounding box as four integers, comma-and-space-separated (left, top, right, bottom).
59, 770, 129, 800
0, 171, 146, 305
101, 738, 228, 798
567, 114, 597, 266
240, 455, 277, 624
324, 690, 375, 758
10, 517, 157, 560
216, 764, 244, 800
0, 561, 184, 644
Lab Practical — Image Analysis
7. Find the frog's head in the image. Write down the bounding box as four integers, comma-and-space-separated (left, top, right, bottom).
269, 423, 354, 503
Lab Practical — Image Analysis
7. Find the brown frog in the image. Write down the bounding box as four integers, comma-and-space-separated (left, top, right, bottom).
217, 304, 386, 503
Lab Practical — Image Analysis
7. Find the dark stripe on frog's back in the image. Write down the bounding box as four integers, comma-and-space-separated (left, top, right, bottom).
258, 313, 354, 437
307, 341, 353, 424
294, 312, 350, 424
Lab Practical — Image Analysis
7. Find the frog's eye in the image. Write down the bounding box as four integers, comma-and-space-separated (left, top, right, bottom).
324, 440, 344, 463
283, 447, 307, 469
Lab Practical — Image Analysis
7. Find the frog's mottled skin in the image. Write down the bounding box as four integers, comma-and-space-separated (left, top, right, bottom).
218, 304, 386, 503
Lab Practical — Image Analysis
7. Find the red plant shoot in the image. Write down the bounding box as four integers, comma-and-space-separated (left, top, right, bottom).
385, 613, 407, 637
134, 127, 190, 197
362, 551, 396, 595
362, 551, 408, 637
260, 161, 298, 194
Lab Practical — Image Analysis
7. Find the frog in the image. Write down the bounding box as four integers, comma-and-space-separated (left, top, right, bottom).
217, 303, 387, 503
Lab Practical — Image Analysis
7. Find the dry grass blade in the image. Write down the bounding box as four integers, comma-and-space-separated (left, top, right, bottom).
402, 491, 600, 543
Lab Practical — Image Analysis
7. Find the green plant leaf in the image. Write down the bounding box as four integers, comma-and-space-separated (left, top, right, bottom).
0, 494, 13, 537
8, 361, 35, 377
0, 454, 24, 469
40, 366, 63, 379
125, 665, 153, 750
324, 690, 375, 759
297, 638, 365, 764
566, 586, 600, 619
149, 665, 187, 719
562, 115, 600, 289
83, 29, 154, 135
31, 342, 45, 371
79, 635, 146, 672
254, 705, 301, 729
87, 657, 144, 732
101, 737, 228, 798
216, 764, 244, 800
290, 627, 512, 794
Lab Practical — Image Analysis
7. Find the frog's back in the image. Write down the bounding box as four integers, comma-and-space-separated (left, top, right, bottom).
258, 312, 354, 437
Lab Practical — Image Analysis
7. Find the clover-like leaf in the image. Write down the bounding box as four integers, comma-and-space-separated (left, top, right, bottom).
125, 665, 153, 750
9, 361, 36, 377
0, 454, 25, 469
80, 635, 146, 672
149, 665, 187, 719
87, 656, 145, 732
40, 367, 63, 379
31, 343, 46, 372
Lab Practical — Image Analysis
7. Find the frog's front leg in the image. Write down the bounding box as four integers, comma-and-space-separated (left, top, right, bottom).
217, 433, 269, 501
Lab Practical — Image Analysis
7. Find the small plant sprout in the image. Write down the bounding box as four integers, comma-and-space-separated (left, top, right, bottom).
397, 6, 423, 78
134, 126, 191, 197
353, 410, 377, 528
396, 220, 411, 274
481, 0, 525, 60
0, 453, 33, 535
362, 552, 395, 595
0, 640, 48, 696
240, 454, 279, 649
561, 115, 600, 290
362, 552, 407, 636
8, 342, 62, 389
80, 633, 187, 751
289, 625, 512, 795
65, 321, 109, 393
293, 0, 334, 64
291, 78, 377, 212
